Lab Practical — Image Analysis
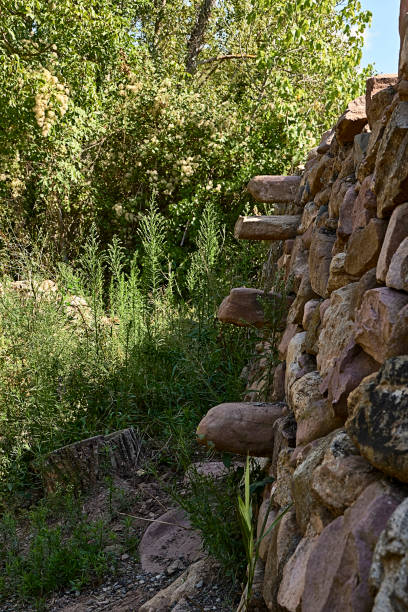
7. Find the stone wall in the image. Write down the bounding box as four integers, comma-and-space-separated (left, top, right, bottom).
196, 5, 408, 610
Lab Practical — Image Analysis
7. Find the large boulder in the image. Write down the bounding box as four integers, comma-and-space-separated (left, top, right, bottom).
386, 236, 408, 291
354, 287, 408, 362
376, 202, 408, 281
370, 498, 408, 611
365, 75, 398, 128
346, 357, 408, 483
373, 101, 408, 218
301, 482, 404, 612
335, 96, 368, 145
247, 175, 301, 204
196, 402, 287, 456
344, 218, 388, 277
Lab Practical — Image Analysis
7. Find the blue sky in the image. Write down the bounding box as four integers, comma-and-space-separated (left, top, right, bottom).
360, 0, 400, 74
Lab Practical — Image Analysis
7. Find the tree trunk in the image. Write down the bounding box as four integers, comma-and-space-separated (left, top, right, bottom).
40, 428, 142, 493
185, 0, 215, 75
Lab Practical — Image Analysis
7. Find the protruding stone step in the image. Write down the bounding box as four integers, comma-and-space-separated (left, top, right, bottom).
234, 214, 301, 241
247, 175, 301, 203
217, 287, 291, 329
196, 402, 287, 456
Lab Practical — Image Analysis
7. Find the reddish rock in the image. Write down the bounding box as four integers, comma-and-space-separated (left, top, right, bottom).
373, 102, 408, 218
302, 299, 321, 330
309, 229, 336, 297
317, 129, 335, 154
247, 175, 301, 204
286, 272, 318, 325
263, 509, 301, 611
320, 340, 380, 419
366, 75, 398, 128
285, 332, 316, 398
346, 357, 408, 482
272, 362, 286, 403
301, 223, 314, 249
234, 215, 301, 241
354, 287, 408, 362
289, 371, 342, 446
311, 431, 380, 516
196, 401, 287, 456
386, 236, 408, 291
376, 202, 408, 281
278, 323, 301, 361
306, 154, 334, 199
217, 287, 290, 329
326, 252, 359, 295
301, 482, 404, 612
338, 185, 358, 240
353, 132, 370, 169
388, 302, 408, 357
270, 413, 296, 477
288, 237, 309, 291
351, 175, 377, 231
298, 202, 318, 234
335, 96, 368, 145
257, 500, 278, 562
284, 239, 295, 254
317, 283, 359, 380
314, 186, 332, 208
344, 219, 387, 277
328, 177, 354, 218
277, 537, 319, 612
350, 268, 382, 315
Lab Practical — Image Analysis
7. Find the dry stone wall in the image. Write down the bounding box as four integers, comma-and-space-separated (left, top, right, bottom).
197, 5, 408, 610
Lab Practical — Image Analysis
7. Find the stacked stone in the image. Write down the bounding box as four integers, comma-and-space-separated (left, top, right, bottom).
196, 9, 408, 609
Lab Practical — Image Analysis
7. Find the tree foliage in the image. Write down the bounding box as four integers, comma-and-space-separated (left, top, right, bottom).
0, 0, 372, 255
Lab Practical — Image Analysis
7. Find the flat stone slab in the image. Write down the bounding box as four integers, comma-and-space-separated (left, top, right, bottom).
234, 215, 301, 241
247, 175, 301, 203
139, 508, 203, 573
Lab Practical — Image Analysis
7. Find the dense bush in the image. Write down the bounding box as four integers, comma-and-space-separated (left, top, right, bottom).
0, 0, 372, 256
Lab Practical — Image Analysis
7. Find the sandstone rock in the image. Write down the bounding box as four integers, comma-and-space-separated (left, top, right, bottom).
140, 507, 203, 574
336, 96, 368, 145
354, 287, 408, 362
311, 431, 380, 516
353, 132, 370, 169
270, 413, 296, 478
289, 371, 342, 446
358, 107, 393, 182
376, 202, 408, 281
217, 287, 289, 329
183, 461, 242, 485
374, 101, 408, 217
314, 186, 331, 208
301, 482, 404, 612
272, 362, 286, 402
286, 272, 318, 325
139, 558, 216, 612
288, 237, 309, 292
277, 536, 319, 612
317, 129, 335, 154
257, 500, 278, 562
328, 177, 353, 218
350, 267, 382, 315
351, 174, 377, 231
284, 239, 295, 254
366, 75, 398, 128
320, 340, 380, 419
338, 147, 356, 179
247, 176, 301, 204
386, 236, 408, 291
291, 430, 338, 534
346, 357, 408, 482
285, 332, 316, 398
370, 497, 408, 611
326, 252, 359, 295
272, 448, 295, 509
196, 402, 287, 456
278, 323, 301, 361
309, 228, 336, 297
234, 215, 301, 241
297, 202, 318, 234
344, 219, 387, 277
337, 185, 358, 240
304, 302, 322, 356
302, 299, 321, 330
263, 509, 301, 611
306, 154, 334, 199
317, 283, 358, 380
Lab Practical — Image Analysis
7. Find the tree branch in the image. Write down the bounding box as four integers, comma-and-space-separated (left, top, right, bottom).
197, 53, 256, 66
